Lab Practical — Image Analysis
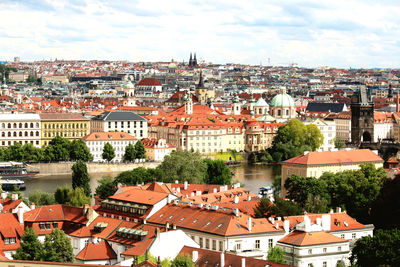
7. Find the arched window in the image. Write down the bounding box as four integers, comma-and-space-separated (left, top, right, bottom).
13, 123, 17, 128
30, 131, 33, 137
13, 132, 17, 137
30, 123, 34, 128
25, 123, 28, 128
44, 124, 47, 129
19, 123, 22, 128
1, 123, 4, 128
1, 132, 4, 137
19, 132, 22, 137
7, 123, 11, 128
36, 123, 39, 128
8, 132, 11, 137
36, 131, 39, 136
25, 132, 28, 137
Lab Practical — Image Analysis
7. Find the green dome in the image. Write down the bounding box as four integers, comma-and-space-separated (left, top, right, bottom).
270, 92, 295, 107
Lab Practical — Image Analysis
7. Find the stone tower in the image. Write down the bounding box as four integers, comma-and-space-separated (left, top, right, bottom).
351, 85, 374, 145
184, 91, 193, 115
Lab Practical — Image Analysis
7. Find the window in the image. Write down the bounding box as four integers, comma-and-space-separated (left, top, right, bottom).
338, 246, 342, 251
212, 240, 216, 250
53, 222, 58, 228
206, 239, 210, 249
45, 222, 51, 230
308, 249, 312, 254
236, 242, 241, 251
199, 238, 203, 248
268, 239, 273, 249
352, 233, 356, 239
323, 248, 327, 253
255, 240, 260, 249
219, 241, 223, 251
39, 223, 45, 230
323, 262, 327, 267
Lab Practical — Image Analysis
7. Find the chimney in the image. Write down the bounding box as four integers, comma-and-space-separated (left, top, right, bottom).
241, 258, 246, 267
192, 250, 198, 262
177, 187, 181, 193
1, 192, 6, 200
322, 214, 331, 231
304, 216, 311, 232
11, 193, 18, 201
175, 180, 179, 184
196, 190, 201, 196
275, 222, 279, 230
247, 217, 252, 232
172, 223, 176, 230
213, 188, 217, 193
234, 182, 240, 189
155, 227, 160, 238
166, 222, 170, 231
336, 207, 342, 213
233, 208, 239, 217
184, 181, 188, 190
30, 203, 35, 210
143, 218, 147, 224
233, 196, 239, 204
220, 253, 225, 267
83, 204, 89, 215
247, 195, 251, 201
219, 186, 225, 192
284, 220, 290, 233
17, 206, 23, 224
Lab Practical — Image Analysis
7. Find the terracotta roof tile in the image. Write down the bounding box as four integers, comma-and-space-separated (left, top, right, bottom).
278, 231, 346, 246
76, 240, 116, 261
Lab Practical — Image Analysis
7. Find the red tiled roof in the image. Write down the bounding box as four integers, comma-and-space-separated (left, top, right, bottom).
0, 198, 22, 214
76, 240, 116, 261
109, 188, 168, 205
39, 113, 88, 120
281, 149, 383, 166
278, 231, 346, 246
82, 132, 136, 141
179, 246, 292, 267
137, 78, 162, 86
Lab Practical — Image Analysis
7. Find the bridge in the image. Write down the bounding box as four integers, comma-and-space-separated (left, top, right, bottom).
359, 140, 400, 161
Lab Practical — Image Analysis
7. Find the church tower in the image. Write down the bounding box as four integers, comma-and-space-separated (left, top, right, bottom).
184, 91, 193, 115
193, 53, 197, 66
351, 85, 374, 145
189, 53, 193, 67
232, 93, 241, 115
123, 80, 136, 107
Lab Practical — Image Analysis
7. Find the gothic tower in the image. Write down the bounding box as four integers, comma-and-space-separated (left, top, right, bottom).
184, 90, 193, 115
351, 85, 374, 145
189, 53, 193, 67
193, 53, 197, 66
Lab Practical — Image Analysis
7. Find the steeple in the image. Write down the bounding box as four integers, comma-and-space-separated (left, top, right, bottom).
197, 70, 205, 89
1, 74, 7, 90
388, 84, 394, 99
193, 53, 197, 66
189, 53, 193, 66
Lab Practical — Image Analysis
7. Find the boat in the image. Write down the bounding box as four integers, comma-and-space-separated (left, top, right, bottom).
0, 179, 26, 191
0, 161, 38, 179
258, 186, 274, 201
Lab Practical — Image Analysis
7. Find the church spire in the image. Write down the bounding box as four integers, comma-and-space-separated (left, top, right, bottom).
193, 53, 197, 66
189, 53, 193, 66
197, 70, 204, 89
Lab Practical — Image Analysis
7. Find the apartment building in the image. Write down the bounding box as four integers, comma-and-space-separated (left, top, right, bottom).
0, 114, 41, 147
90, 111, 148, 139
39, 113, 90, 146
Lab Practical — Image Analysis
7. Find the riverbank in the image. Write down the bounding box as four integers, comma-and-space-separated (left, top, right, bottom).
27, 162, 161, 176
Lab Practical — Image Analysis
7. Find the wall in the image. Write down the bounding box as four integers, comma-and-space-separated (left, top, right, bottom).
27, 162, 160, 176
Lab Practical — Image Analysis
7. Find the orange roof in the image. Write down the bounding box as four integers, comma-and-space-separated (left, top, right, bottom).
82, 132, 136, 141
0, 198, 22, 214
109, 188, 168, 205
278, 231, 346, 246
137, 78, 162, 86
39, 113, 88, 120
282, 149, 383, 166
75, 240, 116, 261
24, 204, 88, 224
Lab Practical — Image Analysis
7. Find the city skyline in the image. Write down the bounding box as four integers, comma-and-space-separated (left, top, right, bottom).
1, 0, 400, 68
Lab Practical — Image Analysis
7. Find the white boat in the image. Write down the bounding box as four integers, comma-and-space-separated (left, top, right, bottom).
0, 161, 38, 179
0, 179, 26, 191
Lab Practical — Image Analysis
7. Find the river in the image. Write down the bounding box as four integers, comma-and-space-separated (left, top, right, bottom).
22, 163, 279, 197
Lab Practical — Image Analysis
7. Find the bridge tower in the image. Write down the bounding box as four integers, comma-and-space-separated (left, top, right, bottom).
351, 85, 374, 145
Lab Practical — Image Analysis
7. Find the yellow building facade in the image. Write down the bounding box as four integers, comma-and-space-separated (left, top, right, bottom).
39, 113, 90, 146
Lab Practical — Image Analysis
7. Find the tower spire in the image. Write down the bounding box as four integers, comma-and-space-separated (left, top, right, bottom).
194, 53, 197, 66
197, 69, 204, 89
189, 53, 193, 67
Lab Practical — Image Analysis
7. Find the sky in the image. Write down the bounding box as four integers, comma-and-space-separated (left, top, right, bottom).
0, 0, 399, 68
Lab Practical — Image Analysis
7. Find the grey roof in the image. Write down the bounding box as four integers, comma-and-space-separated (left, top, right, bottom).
306, 102, 346, 113
93, 111, 146, 121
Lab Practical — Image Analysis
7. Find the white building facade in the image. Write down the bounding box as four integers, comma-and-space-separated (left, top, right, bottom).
0, 114, 41, 147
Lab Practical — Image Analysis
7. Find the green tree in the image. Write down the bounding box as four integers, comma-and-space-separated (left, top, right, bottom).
69, 139, 93, 161
134, 140, 146, 159
272, 175, 282, 196
253, 198, 273, 218
203, 159, 232, 185
123, 143, 136, 162
334, 137, 346, 149
267, 246, 286, 264
28, 190, 55, 206
0, 147, 6, 161
102, 142, 115, 163
370, 176, 400, 229
304, 194, 329, 213
114, 167, 156, 186
157, 150, 207, 184
21, 143, 44, 162
44, 136, 71, 162
248, 152, 258, 163
71, 160, 91, 197
13, 227, 42, 261
284, 175, 330, 208
253, 196, 303, 218
26, 74, 36, 84
230, 149, 237, 161
350, 229, 400, 266
171, 254, 195, 267
0, 63, 17, 80
41, 228, 74, 263
269, 119, 323, 162
95, 177, 117, 199
5, 143, 24, 161
66, 187, 91, 207
54, 186, 72, 204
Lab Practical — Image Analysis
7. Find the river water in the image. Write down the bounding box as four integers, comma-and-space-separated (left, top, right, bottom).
22, 164, 279, 197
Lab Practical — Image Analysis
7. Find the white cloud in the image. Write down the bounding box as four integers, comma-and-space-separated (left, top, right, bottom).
0, 0, 399, 68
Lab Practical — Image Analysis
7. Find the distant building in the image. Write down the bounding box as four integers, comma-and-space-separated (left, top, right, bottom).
351, 86, 374, 144
141, 138, 176, 161
303, 118, 336, 151
0, 114, 41, 147
269, 89, 297, 122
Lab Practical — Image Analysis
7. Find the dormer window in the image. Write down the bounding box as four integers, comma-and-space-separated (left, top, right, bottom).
39, 223, 45, 230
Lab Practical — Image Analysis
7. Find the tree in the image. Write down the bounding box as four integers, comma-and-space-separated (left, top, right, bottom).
13, 227, 42, 261
203, 159, 232, 185
71, 160, 91, 197
28, 190, 55, 206
102, 142, 115, 163
304, 194, 329, 213
157, 150, 207, 184
54, 186, 72, 204
69, 139, 93, 161
114, 167, 157, 186
271, 196, 303, 217
370, 176, 400, 229
248, 152, 258, 164
123, 143, 136, 162
253, 198, 273, 218
26, 74, 36, 84
21, 143, 44, 162
0, 63, 17, 80
230, 149, 237, 161
134, 140, 146, 159
272, 175, 282, 196
5, 143, 24, 161
334, 137, 346, 149
350, 229, 400, 266
95, 177, 117, 199
171, 254, 195, 267
269, 119, 324, 162
66, 187, 91, 207
44, 136, 71, 162
267, 246, 286, 264
41, 228, 74, 263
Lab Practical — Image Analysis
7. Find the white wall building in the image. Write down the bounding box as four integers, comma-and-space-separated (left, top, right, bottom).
0, 114, 41, 147
82, 132, 137, 162
304, 118, 336, 151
